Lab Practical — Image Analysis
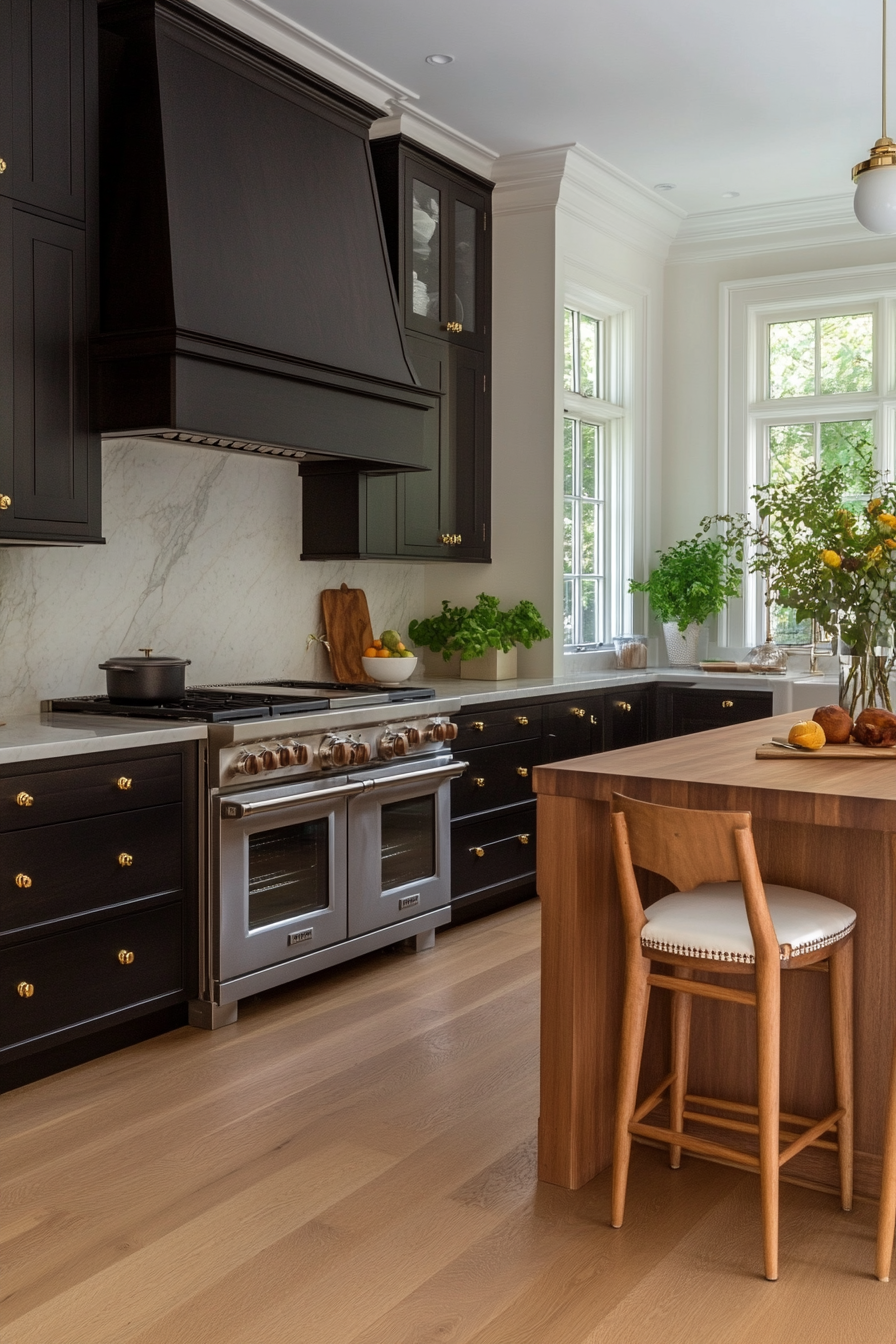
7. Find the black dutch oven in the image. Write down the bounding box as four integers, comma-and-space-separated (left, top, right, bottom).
99, 648, 191, 702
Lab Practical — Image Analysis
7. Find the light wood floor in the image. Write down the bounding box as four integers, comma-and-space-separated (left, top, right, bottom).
1, 899, 895, 1344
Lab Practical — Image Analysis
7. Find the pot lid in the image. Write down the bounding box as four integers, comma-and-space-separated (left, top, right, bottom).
100, 649, 191, 668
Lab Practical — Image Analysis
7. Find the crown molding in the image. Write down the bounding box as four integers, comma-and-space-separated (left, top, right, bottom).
669, 193, 881, 264
191, 0, 418, 110
369, 103, 497, 180
492, 144, 683, 259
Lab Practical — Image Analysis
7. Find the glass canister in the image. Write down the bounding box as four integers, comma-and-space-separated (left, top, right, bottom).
613, 635, 648, 670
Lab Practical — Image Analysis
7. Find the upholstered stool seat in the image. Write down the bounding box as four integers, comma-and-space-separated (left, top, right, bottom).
642, 882, 857, 965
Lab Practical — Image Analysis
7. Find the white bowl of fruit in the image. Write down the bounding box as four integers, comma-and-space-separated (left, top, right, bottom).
362, 630, 417, 683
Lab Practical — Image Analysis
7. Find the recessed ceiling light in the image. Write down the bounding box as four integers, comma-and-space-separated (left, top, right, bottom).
653, 182, 676, 192
721, 191, 740, 199
425, 53, 453, 65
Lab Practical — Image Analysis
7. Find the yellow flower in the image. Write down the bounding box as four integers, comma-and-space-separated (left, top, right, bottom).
869, 498, 883, 515
821, 549, 842, 568
869, 544, 884, 562
885, 539, 896, 550
880, 512, 896, 527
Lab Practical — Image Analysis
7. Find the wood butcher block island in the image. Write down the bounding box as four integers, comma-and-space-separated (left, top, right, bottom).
533, 710, 896, 1199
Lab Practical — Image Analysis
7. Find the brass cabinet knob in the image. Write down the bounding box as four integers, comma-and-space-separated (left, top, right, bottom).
118, 852, 133, 867
515, 716, 529, 726
0, 159, 7, 174
590, 714, 599, 725
443, 320, 463, 333
116, 776, 132, 791
614, 701, 632, 713
472, 777, 485, 788
518, 833, 530, 845
16, 791, 33, 807
570, 707, 586, 718
722, 700, 734, 709
118, 949, 135, 965
472, 846, 485, 858
17, 981, 34, 998
471, 721, 485, 731
0, 494, 10, 509
516, 766, 529, 778
439, 533, 461, 545
15, 873, 32, 888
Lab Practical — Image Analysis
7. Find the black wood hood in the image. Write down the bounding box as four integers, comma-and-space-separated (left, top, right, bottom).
94, 0, 435, 469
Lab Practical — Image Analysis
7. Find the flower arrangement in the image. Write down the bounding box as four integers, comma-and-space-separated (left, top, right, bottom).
707, 462, 896, 713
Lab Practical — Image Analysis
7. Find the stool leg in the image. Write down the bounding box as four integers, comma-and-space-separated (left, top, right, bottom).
755, 958, 781, 1282
828, 939, 854, 1213
669, 967, 693, 1170
876, 1033, 896, 1281
611, 954, 651, 1229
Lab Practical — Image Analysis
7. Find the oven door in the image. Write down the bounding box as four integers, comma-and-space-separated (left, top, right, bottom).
216, 778, 361, 981
347, 758, 465, 938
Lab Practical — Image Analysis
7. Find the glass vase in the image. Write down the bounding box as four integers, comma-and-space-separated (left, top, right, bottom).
838, 648, 896, 717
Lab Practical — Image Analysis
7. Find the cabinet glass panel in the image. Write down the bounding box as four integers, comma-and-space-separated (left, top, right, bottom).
412, 180, 441, 321
247, 819, 329, 929
381, 796, 435, 890
454, 200, 476, 331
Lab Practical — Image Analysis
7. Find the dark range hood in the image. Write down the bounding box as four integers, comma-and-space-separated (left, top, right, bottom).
95, 0, 436, 470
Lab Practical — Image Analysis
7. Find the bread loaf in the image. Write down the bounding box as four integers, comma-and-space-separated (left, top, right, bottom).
812, 704, 853, 744
853, 707, 896, 747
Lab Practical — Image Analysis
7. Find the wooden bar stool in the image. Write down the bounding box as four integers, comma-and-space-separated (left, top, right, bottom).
875, 1043, 896, 1279
610, 793, 856, 1282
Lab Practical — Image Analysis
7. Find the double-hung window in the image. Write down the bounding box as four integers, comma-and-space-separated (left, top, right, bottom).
562, 306, 626, 648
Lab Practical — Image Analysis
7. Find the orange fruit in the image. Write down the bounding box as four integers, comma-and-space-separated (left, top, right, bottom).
363, 646, 377, 658
396, 641, 406, 651
376, 648, 391, 658
373, 639, 383, 649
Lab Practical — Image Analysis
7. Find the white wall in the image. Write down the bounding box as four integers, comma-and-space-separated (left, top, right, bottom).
0, 439, 424, 719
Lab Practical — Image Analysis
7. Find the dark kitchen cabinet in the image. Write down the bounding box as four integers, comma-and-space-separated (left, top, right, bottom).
604, 687, 652, 751
301, 136, 492, 563
0, 741, 198, 1090
0, 0, 102, 545
655, 685, 773, 739
545, 695, 603, 760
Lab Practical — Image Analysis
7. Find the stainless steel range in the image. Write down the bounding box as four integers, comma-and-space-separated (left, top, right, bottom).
48, 679, 463, 1028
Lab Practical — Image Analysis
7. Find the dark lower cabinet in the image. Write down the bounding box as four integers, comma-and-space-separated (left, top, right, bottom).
451, 804, 536, 919
0, 741, 198, 1087
656, 686, 773, 739
604, 687, 652, 751
545, 696, 602, 760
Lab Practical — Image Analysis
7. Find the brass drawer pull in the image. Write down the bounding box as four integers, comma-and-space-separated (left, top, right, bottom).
722, 700, 734, 709
118, 949, 135, 965
472, 847, 485, 858
590, 714, 599, 725
519, 833, 530, 845
517, 767, 529, 778
15, 873, 32, 888
118, 853, 133, 868
570, 707, 586, 718
615, 701, 632, 713
471, 777, 485, 788
439, 533, 462, 545
16, 791, 33, 807
471, 721, 485, 731
0, 494, 11, 509
515, 716, 529, 726
0, 159, 6, 174
116, 776, 133, 791
443, 320, 463, 333
17, 981, 34, 998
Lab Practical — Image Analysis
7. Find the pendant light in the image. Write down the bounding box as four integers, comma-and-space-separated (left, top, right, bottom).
854, 0, 896, 233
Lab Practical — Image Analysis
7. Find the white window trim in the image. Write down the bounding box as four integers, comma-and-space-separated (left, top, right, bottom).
561, 276, 639, 651
721, 262, 896, 649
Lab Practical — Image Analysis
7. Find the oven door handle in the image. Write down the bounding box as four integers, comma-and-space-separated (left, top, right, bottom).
221, 780, 366, 818
361, 760, 469, 791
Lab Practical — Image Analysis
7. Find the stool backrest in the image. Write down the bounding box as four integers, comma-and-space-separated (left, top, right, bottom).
610, 793, 779, 967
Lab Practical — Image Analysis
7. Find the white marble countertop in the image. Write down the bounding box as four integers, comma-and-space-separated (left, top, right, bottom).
0, 714, 207, 765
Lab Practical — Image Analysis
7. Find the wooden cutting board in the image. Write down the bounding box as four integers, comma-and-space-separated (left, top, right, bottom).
756, 739, 896, 760
320, 583, 375, 684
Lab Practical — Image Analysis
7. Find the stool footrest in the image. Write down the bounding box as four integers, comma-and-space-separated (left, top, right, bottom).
629, 1120, 761, 1169
647, 973, 756, 1006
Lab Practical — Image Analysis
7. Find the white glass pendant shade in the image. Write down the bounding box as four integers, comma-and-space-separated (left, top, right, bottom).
854, 163, 896, 233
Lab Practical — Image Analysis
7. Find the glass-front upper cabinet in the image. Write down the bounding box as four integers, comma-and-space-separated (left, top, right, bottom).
371, 137, 490, 352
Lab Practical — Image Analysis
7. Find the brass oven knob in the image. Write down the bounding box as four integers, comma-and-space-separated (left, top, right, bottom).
116, 777, 133, 791
444, 722, 458, 739
519, 833, 530, 844
722, 700, 734, 708
276, 744, 293, 767
0, 494, 11, 509
284, 741, 309, 766
118, 949, 135, 965
472, 847, 485, 858
472, 777, 485, 788
517, 767, 529, 778
15, 873, 32, 888
16, 791, 33, 807
571, 707, 586, 718
118, 852, 133, 867
406, 727, 423, 745
17, 981, 34, 998
428, 721, 449, 742
235, 752, 262, 775
261, 748, 280, 771
378, 730, 409, 760
352, 740, 371, 765
515, 716, 529, 726
330, 738, 354, 767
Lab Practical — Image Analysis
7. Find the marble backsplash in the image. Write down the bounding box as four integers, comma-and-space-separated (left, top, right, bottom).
0, 438, 425, 718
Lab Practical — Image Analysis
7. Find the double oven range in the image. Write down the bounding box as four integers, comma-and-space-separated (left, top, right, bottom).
50, 681, 463, 1028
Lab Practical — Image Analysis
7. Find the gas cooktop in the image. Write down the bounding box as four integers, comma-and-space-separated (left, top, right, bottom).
46, 679, 435, 723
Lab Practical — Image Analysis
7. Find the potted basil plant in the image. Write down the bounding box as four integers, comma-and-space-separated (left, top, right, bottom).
408, 593, 550, 679
629, 536, 741, 666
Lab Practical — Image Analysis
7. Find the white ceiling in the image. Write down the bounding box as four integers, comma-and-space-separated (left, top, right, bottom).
273, 0, 884, 216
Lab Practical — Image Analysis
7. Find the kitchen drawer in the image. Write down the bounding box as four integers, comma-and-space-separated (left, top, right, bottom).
545, 696, 603, 761
657, 687, 773, 739
451, 805, 536, 901
451, 740, 541, 819
0, 752, 182, 831
0, 804, 183, 936
454, 704, 542, 750
0, 902, 184, 1052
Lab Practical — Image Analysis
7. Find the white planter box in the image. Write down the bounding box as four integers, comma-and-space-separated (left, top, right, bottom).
460, 646, 518, 680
